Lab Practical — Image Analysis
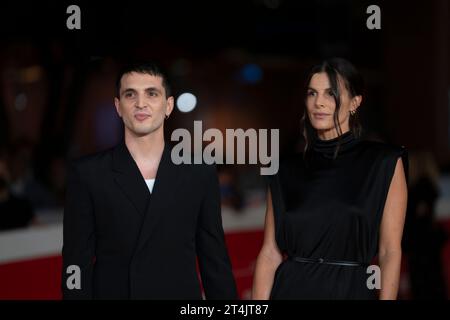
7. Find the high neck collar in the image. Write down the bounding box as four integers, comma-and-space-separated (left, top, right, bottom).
312, 130, 359, 157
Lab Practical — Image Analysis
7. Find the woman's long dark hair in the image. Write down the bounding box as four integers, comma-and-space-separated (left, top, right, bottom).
301, 57, 365, 159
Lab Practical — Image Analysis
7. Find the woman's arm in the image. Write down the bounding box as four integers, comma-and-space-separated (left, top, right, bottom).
252, 188, 283, 300
378, 158, 408, 300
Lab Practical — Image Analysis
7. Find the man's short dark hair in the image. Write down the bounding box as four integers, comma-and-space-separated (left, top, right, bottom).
115, 62, 172, 98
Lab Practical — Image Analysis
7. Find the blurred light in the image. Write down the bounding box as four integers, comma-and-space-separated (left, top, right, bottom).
14, 93, 27, 111
240, 64, 263, 84
19, 65, 43, 84
176, 92, 197, 113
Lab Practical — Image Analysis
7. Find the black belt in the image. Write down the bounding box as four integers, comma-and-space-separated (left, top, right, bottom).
289, 256, 368, 267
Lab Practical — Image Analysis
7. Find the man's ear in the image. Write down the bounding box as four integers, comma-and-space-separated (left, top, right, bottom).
114, 97, 122, 117
166, 96, 174, 117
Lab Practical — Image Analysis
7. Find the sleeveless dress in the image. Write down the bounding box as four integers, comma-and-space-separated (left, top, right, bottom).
268, 131, 408, 299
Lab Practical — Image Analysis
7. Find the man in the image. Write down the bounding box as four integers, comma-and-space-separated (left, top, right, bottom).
62, 62, 237, 299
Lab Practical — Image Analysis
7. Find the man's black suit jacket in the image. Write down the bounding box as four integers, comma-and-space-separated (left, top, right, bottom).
62, 141, 237, 299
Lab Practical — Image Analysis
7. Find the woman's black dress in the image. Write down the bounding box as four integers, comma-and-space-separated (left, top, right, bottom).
269, 131, 407, 299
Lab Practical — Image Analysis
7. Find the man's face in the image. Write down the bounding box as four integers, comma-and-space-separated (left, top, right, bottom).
114, 72, 174, 137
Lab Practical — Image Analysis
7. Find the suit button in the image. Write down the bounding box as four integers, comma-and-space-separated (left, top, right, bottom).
319, 258, 324, 264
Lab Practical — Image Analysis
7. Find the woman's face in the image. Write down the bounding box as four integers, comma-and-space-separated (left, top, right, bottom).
306, 72, 361, 140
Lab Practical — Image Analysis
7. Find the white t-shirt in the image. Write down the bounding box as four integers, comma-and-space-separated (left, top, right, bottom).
145, 179, 155, 193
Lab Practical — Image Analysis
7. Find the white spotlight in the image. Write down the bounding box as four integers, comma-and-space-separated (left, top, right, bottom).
176, 92, 197, 113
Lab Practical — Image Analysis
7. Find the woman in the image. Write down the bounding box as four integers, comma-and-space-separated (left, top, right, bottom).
252, 58, 408, 300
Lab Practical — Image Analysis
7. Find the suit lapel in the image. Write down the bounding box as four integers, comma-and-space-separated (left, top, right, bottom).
133, 142, 182, 255
112, 142, 150, 218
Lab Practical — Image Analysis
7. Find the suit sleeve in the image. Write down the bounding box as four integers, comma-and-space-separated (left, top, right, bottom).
195, 165, 238, 300
61, 161, 96, 299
